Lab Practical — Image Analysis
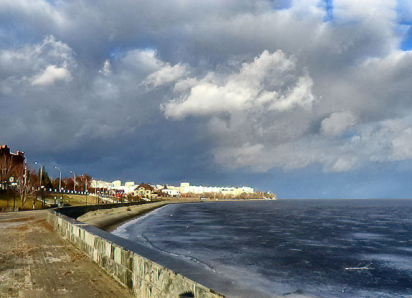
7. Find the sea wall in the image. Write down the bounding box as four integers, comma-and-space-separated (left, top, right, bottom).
47, 206, 225, 298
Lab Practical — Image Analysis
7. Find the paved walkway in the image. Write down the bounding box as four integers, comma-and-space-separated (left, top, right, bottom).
0, 210, 134, 298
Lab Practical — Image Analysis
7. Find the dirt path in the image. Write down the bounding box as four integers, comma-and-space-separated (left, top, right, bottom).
0, 210, 134, 298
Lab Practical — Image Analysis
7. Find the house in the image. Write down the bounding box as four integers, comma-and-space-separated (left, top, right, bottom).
134, 183, 156, 200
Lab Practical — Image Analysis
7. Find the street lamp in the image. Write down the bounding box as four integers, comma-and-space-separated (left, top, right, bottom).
20, 161, 27, 209
34, 161, 44, 208
84, 175, 88, 206
34, 161, 42, 189
54, 166, 62, 206
70, 171, 76, 192
54, 166, 62, 191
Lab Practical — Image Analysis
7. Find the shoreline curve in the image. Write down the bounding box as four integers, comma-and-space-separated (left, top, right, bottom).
77, 197, 268, 232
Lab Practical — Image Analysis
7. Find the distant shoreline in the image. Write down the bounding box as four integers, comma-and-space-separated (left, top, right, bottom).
77, 197, 273, 231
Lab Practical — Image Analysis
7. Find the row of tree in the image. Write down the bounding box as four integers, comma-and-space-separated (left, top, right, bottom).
1, 156, 91, 207
35, 166, 92, 192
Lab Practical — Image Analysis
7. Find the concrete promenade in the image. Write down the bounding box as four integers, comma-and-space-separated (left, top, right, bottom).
0, 210, 134, 298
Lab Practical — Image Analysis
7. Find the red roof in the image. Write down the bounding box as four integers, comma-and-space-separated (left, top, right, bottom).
137, 183, 154, 191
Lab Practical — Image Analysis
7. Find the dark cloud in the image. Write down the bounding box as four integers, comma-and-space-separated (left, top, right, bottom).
1, 0, 412, 197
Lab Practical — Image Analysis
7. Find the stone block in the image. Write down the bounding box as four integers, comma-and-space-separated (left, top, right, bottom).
114, 246, 122, 264
47, 208, 226, 298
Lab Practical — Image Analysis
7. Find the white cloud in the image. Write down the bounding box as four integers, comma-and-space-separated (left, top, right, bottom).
32, 65, 71, 86
174, 77, 198, 93
321, 111, 357, 136
392, 127, 412, 160
375, 119, 412, 161
144, 63, 188, 87
210, 116, 412, 173
121, 49, 163, 73
269, 75, 314, 111
333, 0, 397, 23
163, 50, 315, 119
0, 36, 76, 94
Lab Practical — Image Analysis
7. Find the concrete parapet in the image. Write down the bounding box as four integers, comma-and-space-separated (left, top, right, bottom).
47, 206, 225, 298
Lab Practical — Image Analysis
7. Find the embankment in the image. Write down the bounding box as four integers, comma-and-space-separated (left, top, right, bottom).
47, 202, 226, 298
76, 202, 168, 231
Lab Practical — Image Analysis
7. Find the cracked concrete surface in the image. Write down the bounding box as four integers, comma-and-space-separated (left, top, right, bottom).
0, 210, 134, 298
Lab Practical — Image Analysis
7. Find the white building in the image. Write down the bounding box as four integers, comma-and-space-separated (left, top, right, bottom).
90, 180, 112, 189
177, 182, 254, 196
90, 180, 256, 197
161, 189, 180, 197
111, 180, 122, 188
91, 179, 137, 195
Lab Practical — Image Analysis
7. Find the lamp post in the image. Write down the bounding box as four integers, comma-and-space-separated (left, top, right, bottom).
34, 161, 44, 208
34, 161, 42, 189
82, 175, 88, 206
54, 166, 62, 191
21, 161, 27, 209
70, 171, 76, 192
54, 166, 62, 205
85, 177, 88, 206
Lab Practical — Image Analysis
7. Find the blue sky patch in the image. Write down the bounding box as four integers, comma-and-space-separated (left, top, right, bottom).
322, 0, 334, 22
271, 0, 292, 10
110, 47, 122, 58
401, 25, 412, 51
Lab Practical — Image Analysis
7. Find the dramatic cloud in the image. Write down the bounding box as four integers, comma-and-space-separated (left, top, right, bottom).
155, 1, 412, 174
164, 50, 314, 119
1, 0, 412, 196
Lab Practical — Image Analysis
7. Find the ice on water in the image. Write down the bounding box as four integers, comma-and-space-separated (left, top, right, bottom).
112, 199, 412, 297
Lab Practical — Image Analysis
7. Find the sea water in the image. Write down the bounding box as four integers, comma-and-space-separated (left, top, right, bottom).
112, 200, 412, 297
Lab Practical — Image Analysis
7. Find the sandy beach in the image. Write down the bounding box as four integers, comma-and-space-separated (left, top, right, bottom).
76, 197, 216, 231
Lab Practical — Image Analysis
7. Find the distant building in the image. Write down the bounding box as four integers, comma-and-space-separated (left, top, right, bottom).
161, 188, 180, 197
135, 183, 156, 200
111, 180, 122, 188
90, 180, 112, 190
91, 179, 138, 195
89, 179, 257, 199
177, 182, 255, 196
0, 144, 25, 187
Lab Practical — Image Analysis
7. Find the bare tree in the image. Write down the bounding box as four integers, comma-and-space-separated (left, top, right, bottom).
0, 154, 13, 188
16, 167, 38, 208
63, 177, 74, 191
77, 174, 92, 192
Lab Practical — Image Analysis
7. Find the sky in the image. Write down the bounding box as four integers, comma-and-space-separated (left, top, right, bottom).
1, 0, 412, 198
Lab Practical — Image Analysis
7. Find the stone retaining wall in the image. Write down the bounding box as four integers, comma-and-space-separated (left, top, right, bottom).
47, 207, 225, 298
